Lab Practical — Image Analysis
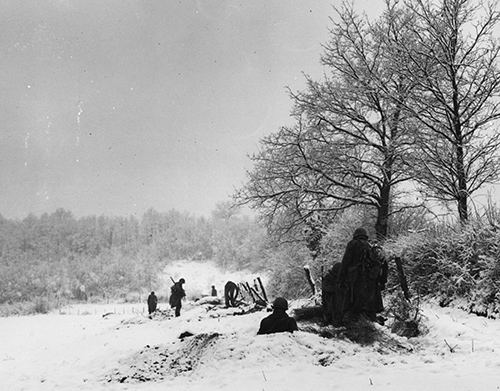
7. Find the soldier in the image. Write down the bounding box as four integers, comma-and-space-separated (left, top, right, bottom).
211, 285, 217, 297
338, 227, 387, 323
257, 297, 298, 335
147, 291, 158, 315
321, 262, 344, 326
224, 281, 239, 307
169, 278, 186, 317
363, 245, 388, 322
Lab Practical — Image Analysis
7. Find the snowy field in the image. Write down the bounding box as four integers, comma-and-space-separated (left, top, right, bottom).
1, 263, 500, 391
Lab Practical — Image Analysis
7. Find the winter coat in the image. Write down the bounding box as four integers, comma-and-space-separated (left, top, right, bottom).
257, 310, 298, 335
169, 282, 185, 308
147, 293, 158, 312
321, 262, 344, 325
339, 238, 386, 317
224, 281, 239, 307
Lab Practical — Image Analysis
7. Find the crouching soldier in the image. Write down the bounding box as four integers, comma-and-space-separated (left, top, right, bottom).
224, 281, 240, 307
257, 297, 298, 335
169, 278, 186, 317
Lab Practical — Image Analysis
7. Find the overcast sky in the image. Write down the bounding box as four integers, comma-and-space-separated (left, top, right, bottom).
1, 0, 390, 219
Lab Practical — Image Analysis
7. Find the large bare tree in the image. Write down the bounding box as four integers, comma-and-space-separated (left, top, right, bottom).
390, 0, 500, 222
289, 4, 418, 238
237, 4, 418, 240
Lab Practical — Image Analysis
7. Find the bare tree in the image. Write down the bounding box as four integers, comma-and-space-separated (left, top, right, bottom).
235, 122, 350, 242
236, 4, 422, 240
390, 0, 500, 222
288, 3, 418, 238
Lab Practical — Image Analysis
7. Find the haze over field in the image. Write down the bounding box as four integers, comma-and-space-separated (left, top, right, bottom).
0, 0, 387, 219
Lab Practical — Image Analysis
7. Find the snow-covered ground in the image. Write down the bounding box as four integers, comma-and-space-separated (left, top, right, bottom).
1, 262, 500, 391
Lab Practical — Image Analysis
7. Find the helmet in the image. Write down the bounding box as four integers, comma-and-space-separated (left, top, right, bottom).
272, 297, 288, 310
353, 227, 368, 240
179, 278, 185, 284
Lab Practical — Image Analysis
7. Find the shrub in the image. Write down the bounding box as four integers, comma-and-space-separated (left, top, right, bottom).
0, 297, 56, 316
265, 244, 314, 299
385, 292, 426, 338
383, 218, 500, 318
32, 297, 51, 314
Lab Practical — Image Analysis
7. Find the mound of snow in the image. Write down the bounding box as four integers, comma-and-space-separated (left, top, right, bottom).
195, 296, 222, 305
105, 333, 221, 383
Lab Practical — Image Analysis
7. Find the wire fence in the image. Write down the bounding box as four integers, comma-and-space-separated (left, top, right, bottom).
57, 303, 155, 316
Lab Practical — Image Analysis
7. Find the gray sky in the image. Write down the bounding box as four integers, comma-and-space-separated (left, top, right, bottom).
0, 0, 387, 219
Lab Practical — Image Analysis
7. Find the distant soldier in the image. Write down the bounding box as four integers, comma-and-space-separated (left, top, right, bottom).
224, 281, 239, 307
338, 228, 388, 323
147, 291, 158, 315
257, 297, 298, 335
169, 278, 186, 317
211, 285, 217, 297
79, 284, 88, 302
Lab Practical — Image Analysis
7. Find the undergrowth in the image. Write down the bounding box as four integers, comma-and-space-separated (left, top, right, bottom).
383, 218, 500, 319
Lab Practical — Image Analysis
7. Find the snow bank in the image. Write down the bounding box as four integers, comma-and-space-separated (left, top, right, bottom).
2, 259, 500, 391
2, 302, 500, 390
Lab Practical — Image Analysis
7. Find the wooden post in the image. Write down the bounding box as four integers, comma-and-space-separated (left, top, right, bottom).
394, 256, 411, 300
244, 282, 256, 302
249, 286, 266, 304
257, 277, 268, 302
304, 265, 316, 295
253, 279, 260, 293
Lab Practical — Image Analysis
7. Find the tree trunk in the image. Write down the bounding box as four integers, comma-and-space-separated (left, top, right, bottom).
375, 180, 391, 240
394, 256, 411, 300
456, 144, 468, 222
304, 266, 316, 296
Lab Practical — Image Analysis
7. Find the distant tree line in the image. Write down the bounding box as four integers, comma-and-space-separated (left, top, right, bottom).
0, 202, 270, 307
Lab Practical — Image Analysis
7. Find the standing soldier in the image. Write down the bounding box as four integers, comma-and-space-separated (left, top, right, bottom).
211, 285, 217, 297
169, 278, 186, 317
338, 227, 387, 323
147, 291, 158, 316
321, 262, 344, 326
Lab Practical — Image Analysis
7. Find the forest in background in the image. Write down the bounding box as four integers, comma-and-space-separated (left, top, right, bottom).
0, 203, 275, 314
2, 196, 500, 319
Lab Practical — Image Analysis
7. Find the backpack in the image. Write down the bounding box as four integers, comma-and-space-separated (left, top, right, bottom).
169, 283, 180, 306
363, 245, 388, 286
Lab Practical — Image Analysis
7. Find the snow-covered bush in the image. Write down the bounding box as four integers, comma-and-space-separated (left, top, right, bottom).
383, 219, 500, 318
265, 244, 313, 299
32, 297, 52, 314
385, 292, 426, 337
